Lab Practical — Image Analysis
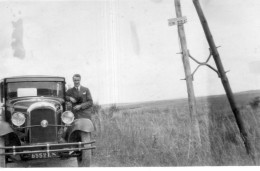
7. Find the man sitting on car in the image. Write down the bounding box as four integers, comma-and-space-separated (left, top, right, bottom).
66, 74, 93, 119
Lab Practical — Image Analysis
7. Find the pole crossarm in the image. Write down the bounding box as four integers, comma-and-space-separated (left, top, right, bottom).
188, 49, 220, 78
180, 47, 231, 81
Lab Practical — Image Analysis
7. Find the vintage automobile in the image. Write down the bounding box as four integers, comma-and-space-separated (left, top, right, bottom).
0, 76, 95, 167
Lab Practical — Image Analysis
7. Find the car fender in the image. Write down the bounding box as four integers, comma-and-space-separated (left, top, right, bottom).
0, 121, 14, 136
66, 118, 94, 142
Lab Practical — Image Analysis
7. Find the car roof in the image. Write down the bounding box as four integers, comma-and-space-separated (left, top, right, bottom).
2, 75, 66, 83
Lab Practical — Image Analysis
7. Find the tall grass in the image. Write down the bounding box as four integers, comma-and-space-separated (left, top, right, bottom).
91, 96, 260, 166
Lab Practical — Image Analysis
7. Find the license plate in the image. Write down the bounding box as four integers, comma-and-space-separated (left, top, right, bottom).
30, 152, 57, 159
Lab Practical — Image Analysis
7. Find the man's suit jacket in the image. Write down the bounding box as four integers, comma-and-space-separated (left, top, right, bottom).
66, 86, 93, 119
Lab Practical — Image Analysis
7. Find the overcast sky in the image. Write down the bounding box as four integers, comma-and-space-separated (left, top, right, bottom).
0, 0, 260, 104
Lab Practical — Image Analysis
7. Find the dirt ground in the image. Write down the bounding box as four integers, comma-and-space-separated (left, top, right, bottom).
7, 158, 78, 167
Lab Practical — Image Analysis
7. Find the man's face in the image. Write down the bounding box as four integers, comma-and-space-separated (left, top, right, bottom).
73, 76, 81, 87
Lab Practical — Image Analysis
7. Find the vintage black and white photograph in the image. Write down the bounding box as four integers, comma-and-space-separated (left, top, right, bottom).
0, 0, 260, 167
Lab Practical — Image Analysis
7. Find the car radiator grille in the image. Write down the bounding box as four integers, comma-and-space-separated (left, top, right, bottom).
30, 108, 57, 143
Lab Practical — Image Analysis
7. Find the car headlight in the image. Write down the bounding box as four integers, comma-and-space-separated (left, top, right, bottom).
11, 112, 26, 127
61, 111, 74, 125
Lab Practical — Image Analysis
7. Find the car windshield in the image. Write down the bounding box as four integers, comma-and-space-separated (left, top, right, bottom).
7, 81, 64, 99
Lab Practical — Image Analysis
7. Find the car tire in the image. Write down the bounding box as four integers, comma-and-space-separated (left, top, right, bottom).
77, 132, 91, 167
0, 136, 6, 168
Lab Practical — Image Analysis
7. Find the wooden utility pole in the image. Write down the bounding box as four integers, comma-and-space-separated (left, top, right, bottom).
192, 0, 256, 163
172, 0, 201, 161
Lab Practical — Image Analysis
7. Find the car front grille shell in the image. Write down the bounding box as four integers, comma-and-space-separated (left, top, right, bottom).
28, 103, 57, 143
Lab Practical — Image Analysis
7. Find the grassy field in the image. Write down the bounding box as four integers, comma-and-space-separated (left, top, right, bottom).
91, 90, 260, 166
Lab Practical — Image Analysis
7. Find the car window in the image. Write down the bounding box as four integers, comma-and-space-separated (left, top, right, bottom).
7, 81, 64, 99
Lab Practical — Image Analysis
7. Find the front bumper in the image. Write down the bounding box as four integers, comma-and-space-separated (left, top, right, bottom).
0, 141, 95, 157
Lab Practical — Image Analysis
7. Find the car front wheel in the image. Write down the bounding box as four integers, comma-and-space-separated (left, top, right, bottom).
0, 136, 6, 168
77, 132, 91, 167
